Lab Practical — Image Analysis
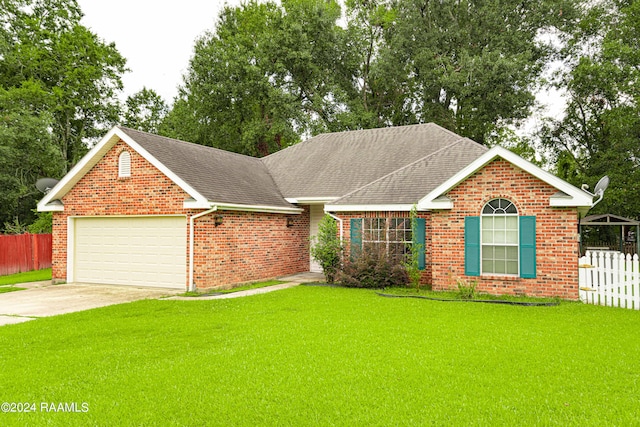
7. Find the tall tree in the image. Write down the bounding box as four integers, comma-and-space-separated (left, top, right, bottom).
166, 1, 299, 156
164, 0, 344, 156
0, 0, 127, 172
0, 0, 127, 231
0, 84, 63, 229
335, 0, 403, 130
541, 0, 640, 218
373, 0, 581, 144
270, 0, 346, 134
123, 87, 168, 134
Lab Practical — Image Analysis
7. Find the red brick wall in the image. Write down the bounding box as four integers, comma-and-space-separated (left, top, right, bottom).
336, 160, 580, 299
430, 159, 579, 299
336, 211, 433, 286
192, 208, 309, 288
53, 140, 309, 289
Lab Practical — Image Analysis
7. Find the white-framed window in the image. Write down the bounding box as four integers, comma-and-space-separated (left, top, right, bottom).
481, 198, 518, 275
118, 150, 131, 178
362, 217, 412, 261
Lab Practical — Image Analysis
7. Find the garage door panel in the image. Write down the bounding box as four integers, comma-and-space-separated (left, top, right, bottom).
74, 216, 186, 289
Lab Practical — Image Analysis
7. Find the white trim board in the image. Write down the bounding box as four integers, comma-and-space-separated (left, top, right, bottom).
417, 146, 594, 210
38, 127, 210, 212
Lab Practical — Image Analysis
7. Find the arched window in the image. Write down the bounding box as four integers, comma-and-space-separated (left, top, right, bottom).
118, 151, 131, 178
481, 198, 518, 275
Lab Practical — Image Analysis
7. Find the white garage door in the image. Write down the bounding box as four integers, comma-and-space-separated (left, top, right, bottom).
73, 216, 186, 289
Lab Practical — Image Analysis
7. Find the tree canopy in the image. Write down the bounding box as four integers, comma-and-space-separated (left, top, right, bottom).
123, 87, 168, 134
541, 0, 640, 218
163, 0, 344, 156
0, 0, 127, 231
166, 0, 580, 154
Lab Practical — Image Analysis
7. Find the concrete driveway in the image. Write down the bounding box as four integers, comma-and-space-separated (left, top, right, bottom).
0, 283, 182, 326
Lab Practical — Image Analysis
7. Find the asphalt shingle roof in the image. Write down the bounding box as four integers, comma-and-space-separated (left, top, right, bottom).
119, 127, 294, 208
119, 123, 488, 208
261, 123, 482, 199
331, 138, 488, 205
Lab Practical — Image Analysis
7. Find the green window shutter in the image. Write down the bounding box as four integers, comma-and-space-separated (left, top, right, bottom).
350, 218, 363, 258
519, 216, 536, 278
412, 217, 426, 270
464, 217, 480, 276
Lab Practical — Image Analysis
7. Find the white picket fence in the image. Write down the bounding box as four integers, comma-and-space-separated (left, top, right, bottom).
579, 251, 640, 310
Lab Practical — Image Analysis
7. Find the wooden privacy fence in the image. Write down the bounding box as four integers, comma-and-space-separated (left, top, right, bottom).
0, 233, 52, 276
579, 250, 640, 310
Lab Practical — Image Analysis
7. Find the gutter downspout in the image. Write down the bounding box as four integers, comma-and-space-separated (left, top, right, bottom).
189, 206, 217, 292
326, 212, 344, 245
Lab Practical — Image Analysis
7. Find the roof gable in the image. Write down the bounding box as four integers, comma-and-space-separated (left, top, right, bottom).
38, 127, 298, 212
581, 213, 639, 225
38, 127, 206, 211
417, 146, 594, 211
118, 128, 296, 210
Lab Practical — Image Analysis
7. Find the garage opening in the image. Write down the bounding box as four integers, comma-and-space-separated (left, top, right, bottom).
72, 216, 187, 289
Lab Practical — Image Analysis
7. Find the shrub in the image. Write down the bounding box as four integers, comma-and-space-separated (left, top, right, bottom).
28, 211, 52, 234
456, 279, 478, 300
3, 218, 28, 234
310, 215, 343, 283
339, 247, 409, 289
403, 205, 423, 288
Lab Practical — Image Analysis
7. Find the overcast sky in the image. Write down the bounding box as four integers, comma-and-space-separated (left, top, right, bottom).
76, 0, 240, 104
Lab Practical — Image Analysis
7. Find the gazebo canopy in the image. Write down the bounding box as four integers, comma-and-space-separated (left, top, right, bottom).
580, 213, 640, 254
581, 213, 639, 226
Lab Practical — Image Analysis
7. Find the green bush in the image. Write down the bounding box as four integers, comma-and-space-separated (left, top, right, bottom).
310, 215, 343, 283
28, 210, 52, 234
403, 205, 423, 288
456, 279, 478, 300
339, 247, 409, 289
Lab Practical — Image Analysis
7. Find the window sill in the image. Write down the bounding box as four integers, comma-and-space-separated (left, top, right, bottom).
480, 274, 521, 281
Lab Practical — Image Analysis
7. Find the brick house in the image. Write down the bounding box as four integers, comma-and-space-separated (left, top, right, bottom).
38, 124, 594, 298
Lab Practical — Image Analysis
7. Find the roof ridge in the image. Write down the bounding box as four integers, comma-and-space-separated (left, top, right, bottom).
118, 126, 263, 163
262, 123, 451, 162
329, 137, 476, 204
259, 155, 289, 201
315, 123, 446, 139
261, 132, 319, 161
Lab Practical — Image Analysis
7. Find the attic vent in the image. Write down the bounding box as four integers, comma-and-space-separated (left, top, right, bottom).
118, 151, 131, 177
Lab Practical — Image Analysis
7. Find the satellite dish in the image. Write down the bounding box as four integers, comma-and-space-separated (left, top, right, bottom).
36, 178, 59, 194
581, 175, 609, 208
594, 175, 610, 196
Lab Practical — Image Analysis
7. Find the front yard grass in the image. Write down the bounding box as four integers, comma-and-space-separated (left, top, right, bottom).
1, 286, 639, 426
182, 279, 287, 297
381, 286, 562, 304
0, 286, 25, 294
0, 268, 51, 286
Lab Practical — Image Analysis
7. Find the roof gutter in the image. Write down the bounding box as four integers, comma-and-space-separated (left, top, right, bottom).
189, 206, 218, 292
214, 202, 303, 214
324, 203, 415, 212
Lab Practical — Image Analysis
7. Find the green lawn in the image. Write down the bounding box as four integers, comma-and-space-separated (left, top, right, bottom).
0, 286, 639, 425
0, 286, 25, 294
0, 268, 51, 286
182, 279, 287, 297
218, 279, 286, 294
